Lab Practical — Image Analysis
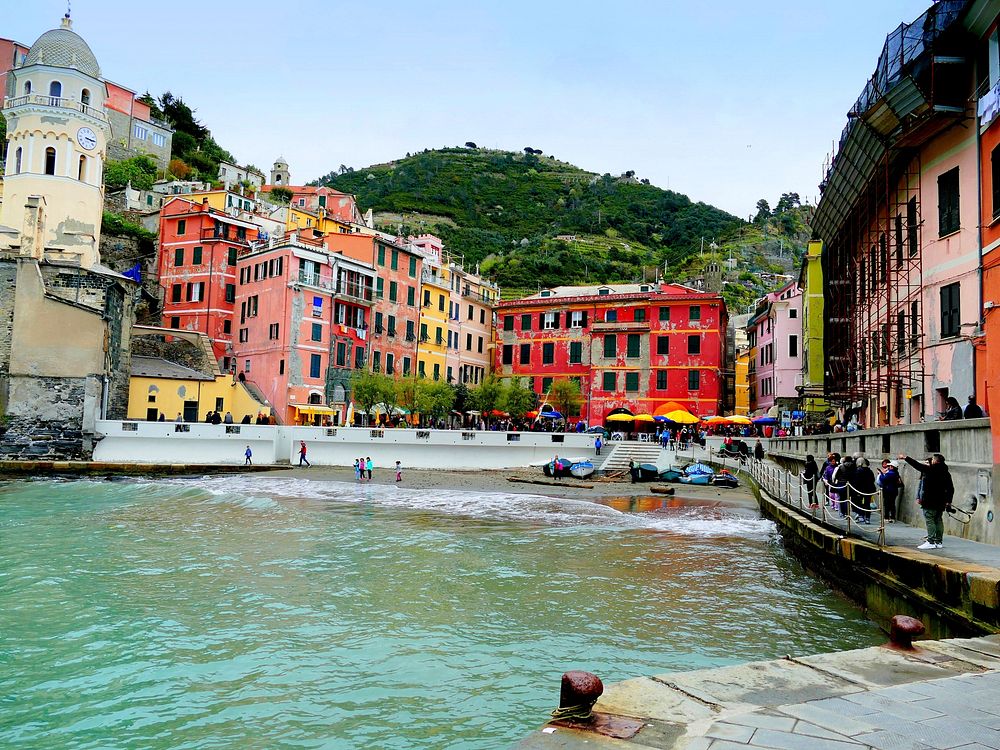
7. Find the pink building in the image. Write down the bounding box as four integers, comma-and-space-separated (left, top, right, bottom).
232, 233, 376, 425
747, 281, 802, 414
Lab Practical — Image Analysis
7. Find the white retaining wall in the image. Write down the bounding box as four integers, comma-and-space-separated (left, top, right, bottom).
94, 420, 598, 470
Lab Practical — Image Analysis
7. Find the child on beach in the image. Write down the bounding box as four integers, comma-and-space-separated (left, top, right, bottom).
366, 457, 373, 480
395, 460, 402, 482
244, 445, 252, 465
354, 458, 361, 481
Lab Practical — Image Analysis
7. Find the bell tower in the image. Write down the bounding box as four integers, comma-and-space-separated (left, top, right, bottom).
0, 14, 109, 268
270, 156, 290, 187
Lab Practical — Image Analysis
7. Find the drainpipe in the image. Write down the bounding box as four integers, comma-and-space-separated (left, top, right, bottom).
976, 108, 984, 395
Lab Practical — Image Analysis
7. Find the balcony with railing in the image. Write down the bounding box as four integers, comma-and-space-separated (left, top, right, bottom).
421, 270, 447, 286
202, 226, 251, 245
591, 319, 650, 332
298, 270, 332, 290
334, 280, 375, 305
4, 94, 107, 122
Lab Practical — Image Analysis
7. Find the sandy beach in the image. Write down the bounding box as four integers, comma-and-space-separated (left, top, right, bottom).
264, 464, 760, 509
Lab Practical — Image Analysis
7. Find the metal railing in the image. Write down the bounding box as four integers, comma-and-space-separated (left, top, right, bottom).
4, 94, 107, 122
298, 270, 331, 289
335, 282, 374, 302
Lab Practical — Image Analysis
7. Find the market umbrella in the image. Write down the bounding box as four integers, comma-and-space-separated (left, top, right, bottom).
539, 410, 563, 419
664, 410, 700, 424
525, 410, 538, 419
606, 413, 635, 422
702, 415, 728, 423
653, 402, 688, 417
727, 415, 752, 425
487, 409, 509, 417
752, 416, 778, 424
633, 414, 656, 422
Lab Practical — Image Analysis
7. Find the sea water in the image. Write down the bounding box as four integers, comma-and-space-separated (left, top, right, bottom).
0, 477, 881, 749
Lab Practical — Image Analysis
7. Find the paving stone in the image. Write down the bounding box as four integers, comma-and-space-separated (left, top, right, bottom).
724, 711, 797, 732
776, 704, 878, 737
678, 738, 713, 750
918, 717, 1000, 749
841, 692, 944, 721
910, 698, 999, 723
851, 714, 973, 749
867, 685, 937, 704
951, 745, 1000, 750
704, 722, 756, 743
595, 677, 716, 724
853, 730, 938, 750
807, 697, 881, 719
747, 727, 863, 750
797, 649, 979, 689
791, 720, 859, 741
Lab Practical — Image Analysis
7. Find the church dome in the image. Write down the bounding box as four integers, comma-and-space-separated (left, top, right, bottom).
23, 16, 101, 79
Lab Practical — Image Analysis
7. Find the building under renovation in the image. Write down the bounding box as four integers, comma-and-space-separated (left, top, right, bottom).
813, 0, 984, 426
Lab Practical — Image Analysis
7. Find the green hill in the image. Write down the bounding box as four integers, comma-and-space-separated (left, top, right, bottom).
316, 147, 741, 288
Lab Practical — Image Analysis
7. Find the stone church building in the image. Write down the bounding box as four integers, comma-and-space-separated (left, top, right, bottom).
0, 15, 136, 459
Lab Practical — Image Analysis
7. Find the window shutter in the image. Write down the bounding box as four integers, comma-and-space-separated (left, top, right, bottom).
539, 313, 545, 329
581, 311, 588, 328
553, 312, 561, 328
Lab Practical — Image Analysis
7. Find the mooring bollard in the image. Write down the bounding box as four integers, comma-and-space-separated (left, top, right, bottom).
888, 614, 925, 649
551, 671, 603, 722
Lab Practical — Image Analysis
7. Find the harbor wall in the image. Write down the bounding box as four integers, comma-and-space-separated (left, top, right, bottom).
92, 420, 598, 470
766, 420, 997, 546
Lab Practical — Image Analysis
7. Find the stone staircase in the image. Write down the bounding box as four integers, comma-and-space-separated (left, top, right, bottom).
597, 442, 665, 473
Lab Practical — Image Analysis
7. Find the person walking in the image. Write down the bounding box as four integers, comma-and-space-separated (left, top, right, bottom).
552, 454, 561, 481
832, 455, 855, 517
298, 441, 310, 467
395, 460, 402, 482
244, 445, 253, 465
365, 456, 373, 480
822, 453, 840, 509
899, 452, 954, 549
965, 396, 984, 419
354, 458, 361, 482
802, 454, 819, 508
628, 458, 638, 484
877, 459, 902, 523
754, 439, 765, 463
595, 435, 602, 456
853, 458, 877, 525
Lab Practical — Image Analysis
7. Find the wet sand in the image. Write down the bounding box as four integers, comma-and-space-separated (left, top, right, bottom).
265, 465, 760, 509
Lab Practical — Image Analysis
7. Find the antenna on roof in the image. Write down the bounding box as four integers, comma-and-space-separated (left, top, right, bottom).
66, 0, 71, 18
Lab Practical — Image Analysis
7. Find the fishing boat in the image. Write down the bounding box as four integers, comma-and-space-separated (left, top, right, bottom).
542, 458, 572, 478
569, 460, 595, 479
712, 470, 739, 488
679, 473, 712, 485
638, 463, 661, 481
658, 468, 683, 482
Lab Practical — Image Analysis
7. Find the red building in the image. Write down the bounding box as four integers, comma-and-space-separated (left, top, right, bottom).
495, 283, 727, 423
158, 197, 259, 366
322, 233, 424, 377
232, 233, 377, 425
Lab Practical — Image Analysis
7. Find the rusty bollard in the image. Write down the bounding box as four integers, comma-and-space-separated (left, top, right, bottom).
889, 615, 925, 649
551, 671, 603, 722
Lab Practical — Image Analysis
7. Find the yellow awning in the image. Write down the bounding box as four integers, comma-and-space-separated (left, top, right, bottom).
296, 405, 336, 415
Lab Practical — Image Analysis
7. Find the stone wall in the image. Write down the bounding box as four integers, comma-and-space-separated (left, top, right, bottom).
0, 261, 17, 389
0, 376, 90, 460
99, 232, 161, 324
767, 419, 997, 546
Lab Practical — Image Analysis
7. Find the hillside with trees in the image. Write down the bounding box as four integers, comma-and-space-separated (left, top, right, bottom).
317, 147, 741, 288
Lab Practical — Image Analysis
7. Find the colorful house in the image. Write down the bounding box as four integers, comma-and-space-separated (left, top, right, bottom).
231, 233, 376, 425
445, 260, 499, 386
158, 197, 259, 366
746, 281, 802, 416
798, 240, 826, 417
496, 282, 727, 423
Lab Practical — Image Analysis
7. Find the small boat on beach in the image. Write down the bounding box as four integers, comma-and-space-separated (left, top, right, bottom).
638, 463, 661, 481
658, 468, 683, 482
679, 474, 712, 485
569, 460, 595, 479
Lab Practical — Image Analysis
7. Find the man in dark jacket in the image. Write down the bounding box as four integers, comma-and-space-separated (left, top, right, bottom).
754, 440, 765, 462
899, 453, 954, 549
965, 396, 984, 419
802, 454, 819, 508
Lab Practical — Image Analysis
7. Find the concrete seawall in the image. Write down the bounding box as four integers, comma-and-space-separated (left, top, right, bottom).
91, 420, 599, 470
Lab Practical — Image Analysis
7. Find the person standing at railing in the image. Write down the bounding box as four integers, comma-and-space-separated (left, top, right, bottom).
822, 453, 840, 508
832, 455, 854, 518
853, 458, 877, 525
877, 460, 902, 523
899, 453, 954, 550
754, 439, 764, 463
802, 454, 819, 508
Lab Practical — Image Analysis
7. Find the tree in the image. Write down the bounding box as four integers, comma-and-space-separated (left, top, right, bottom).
501, 377, 535, 418
423, 379, 456, 421
548, 378, 583, 417
269, 186, 293, 204
775, 192, 801, 214
351, 370, 393, 424
104, 155, 158, 190
451, 381, 469, 414
168, 158, 191, 180
753, 199, 771, 224
137, 91, 164, 120
465, 141, 478, 149
468, 375, 504, 416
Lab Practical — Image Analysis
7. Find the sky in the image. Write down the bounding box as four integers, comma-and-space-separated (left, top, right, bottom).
7, 0, 933, 218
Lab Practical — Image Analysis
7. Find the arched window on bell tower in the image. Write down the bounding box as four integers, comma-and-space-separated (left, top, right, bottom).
81, 88, 90, 105
78, 155, 87, 182
49, 80, 62, 98
23, 80, 31, 95
14, 147, 22, 174
44, 146, 57, 175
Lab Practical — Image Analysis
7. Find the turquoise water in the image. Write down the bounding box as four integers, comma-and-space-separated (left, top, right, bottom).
0, 477, 881, 749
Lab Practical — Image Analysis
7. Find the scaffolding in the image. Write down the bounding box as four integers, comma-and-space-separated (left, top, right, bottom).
813, 0, 970, 425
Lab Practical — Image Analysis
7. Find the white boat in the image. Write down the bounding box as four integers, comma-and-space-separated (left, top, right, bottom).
570, 460, 595, 479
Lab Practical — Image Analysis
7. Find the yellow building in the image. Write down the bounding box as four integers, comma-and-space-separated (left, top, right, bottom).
128, 356, 268, 422
799, 240, 827, 416
416, 264, 450, 381
734, 348, 751, 416
286, 205, 352, 235
174, 189, 256, 215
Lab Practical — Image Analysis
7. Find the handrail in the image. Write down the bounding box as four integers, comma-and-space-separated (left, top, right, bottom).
4, 94, 108, 122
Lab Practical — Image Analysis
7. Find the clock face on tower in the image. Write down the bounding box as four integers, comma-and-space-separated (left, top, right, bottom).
77, 127, 97, 151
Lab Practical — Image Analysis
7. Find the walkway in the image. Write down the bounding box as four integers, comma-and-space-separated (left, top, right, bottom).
515, 636, 1000, 749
